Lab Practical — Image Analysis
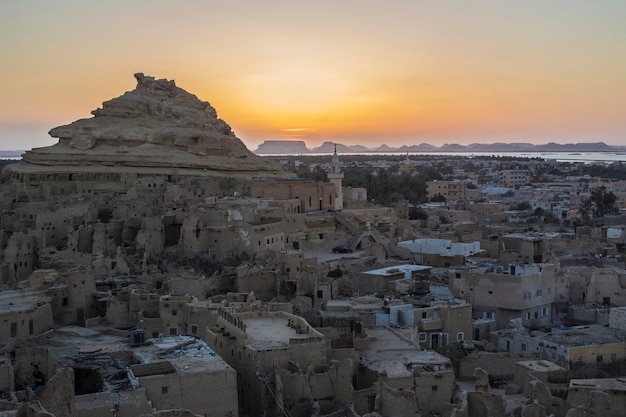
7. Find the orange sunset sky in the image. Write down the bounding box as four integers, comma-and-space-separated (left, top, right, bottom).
1, 1, 625, 151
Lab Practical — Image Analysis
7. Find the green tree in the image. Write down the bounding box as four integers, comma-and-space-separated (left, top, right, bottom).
327, 268, 343, 278
409, 207, 428, 220
579, 186, 619, 220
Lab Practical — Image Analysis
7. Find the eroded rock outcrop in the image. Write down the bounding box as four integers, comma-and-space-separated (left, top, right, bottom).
6, 73, 289, 180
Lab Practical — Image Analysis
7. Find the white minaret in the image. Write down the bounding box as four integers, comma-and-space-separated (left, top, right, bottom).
327, 144, 344, 210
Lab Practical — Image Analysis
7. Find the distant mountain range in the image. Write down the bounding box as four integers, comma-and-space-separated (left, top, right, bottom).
254, 140, 626, 155
3, 141, 625, 158
0, 150, 24, 157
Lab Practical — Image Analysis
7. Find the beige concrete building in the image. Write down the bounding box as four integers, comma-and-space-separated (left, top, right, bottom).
322, 297, 385, 327
426, 180, 466, 203
359, 264, 432, 294
500, 232, 557, 264
496, 324, 626, 370
398, 238, 482, 267
499, 169, 530, 187
450, 263, 556, 330
413, 302, 473, 349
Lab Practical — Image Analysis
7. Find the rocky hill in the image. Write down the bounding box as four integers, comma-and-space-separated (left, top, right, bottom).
5, 73, 289, 179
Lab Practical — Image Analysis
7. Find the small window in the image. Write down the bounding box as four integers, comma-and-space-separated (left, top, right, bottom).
456, 332, 464, 342
169, 328, 177, 336
422, 312, 427, 319
171, 310, 177, 316
418, 333, 427, 342
191, 325, 198, 335
521, 342, 527, 352
536, 289, 542, 296
161, 386, 168, 394
432, 385, 438, 392
525, 312, 531, 320
524, 292, 531, 299
611, 353, 617, 362
597, 355, 603, 363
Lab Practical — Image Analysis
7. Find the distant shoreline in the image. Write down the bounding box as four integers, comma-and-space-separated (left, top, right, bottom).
260, 151, 625, 164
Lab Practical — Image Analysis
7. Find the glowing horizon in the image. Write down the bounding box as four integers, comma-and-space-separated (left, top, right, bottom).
1, 1, 625, 151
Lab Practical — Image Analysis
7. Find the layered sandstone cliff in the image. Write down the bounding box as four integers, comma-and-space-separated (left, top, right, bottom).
6, 73, 288, 179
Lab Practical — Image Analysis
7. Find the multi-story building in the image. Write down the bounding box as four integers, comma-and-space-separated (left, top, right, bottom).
496, 324, 626, 370
413, 301, 473, 349
426, 180, 466, 203
499, 169, 531, 187
449, 263, 556, 330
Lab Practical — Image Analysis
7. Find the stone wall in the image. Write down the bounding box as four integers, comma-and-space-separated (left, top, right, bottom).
139, 369, 238, 417
275, 359, 353, 417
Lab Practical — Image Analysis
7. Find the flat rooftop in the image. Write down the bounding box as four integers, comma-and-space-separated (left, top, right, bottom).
0, 290, 49, 313
542, 325, 626, 347
363, 264, 431, 276
50, 325, 127, 347
241, 316, 317, 350
358, 326, 451, 378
